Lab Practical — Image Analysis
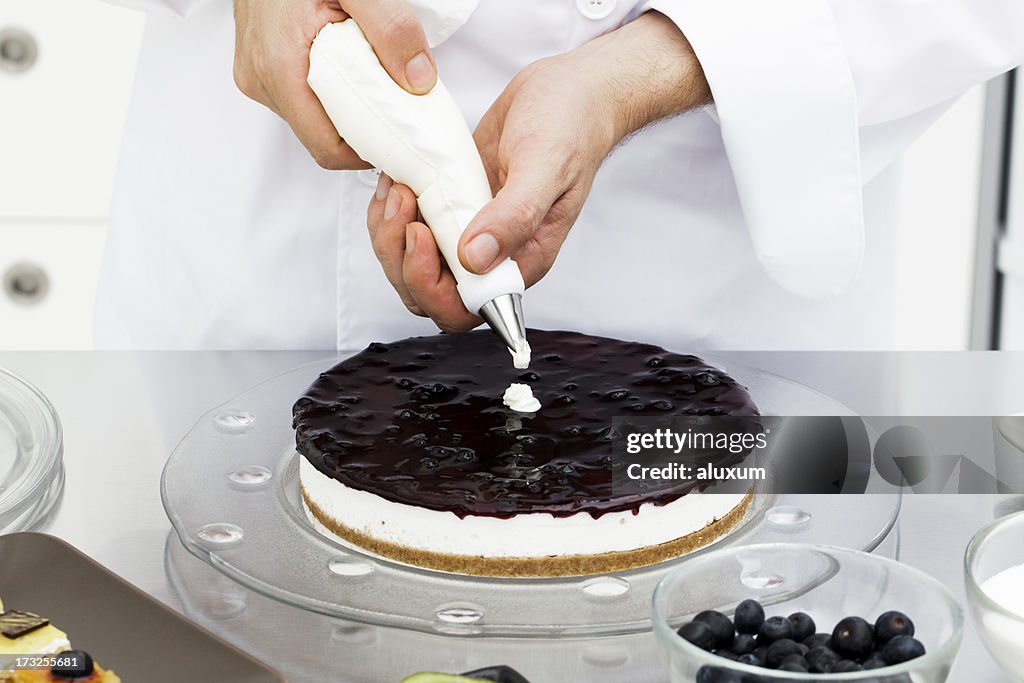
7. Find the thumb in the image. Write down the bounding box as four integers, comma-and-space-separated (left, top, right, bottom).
458, 162, 563, 275
343, 0, 437, 95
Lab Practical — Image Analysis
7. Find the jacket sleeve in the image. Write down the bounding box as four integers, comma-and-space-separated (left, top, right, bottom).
638, 0, 1024, 299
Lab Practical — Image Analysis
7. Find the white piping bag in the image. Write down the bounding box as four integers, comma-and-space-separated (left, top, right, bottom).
308, 20, 528, 361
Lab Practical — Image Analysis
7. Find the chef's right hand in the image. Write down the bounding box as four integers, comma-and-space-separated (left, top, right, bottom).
232, 0, 437, 170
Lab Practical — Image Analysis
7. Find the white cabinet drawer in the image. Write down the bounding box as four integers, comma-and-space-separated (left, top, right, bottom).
0, 221, 107, 349
0, 1, 143, 219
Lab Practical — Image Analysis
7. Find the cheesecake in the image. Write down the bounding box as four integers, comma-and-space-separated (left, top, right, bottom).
294, 330, 759, 577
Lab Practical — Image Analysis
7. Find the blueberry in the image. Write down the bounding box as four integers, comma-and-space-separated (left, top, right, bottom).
695, 610, 736, 649
787, 612, 816, 642
696, 665, 741, 683
737, 652, 764, 668
696, 665, 720, 683
778, 660, 809, 673
765, 639, 803, 668
758, 616, 793, 644
806, 646, 840, 673
50, 650, 94, 679
833, 660, 865, 673
832, 616, 875, 660
862, 654, 888, 670
803, 633, 832, 650
753, 646, 769, 664
734, 600, 766, 634
716, 650, 740, 662
875, 610, 915, 643
782, 654, 809, 669
678, 621, 717, 651
731, 633, 757, 656
881, 635, 926, 664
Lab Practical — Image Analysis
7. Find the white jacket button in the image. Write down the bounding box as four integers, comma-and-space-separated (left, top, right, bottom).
575, 0, 616, 20
0, 28, 38, 73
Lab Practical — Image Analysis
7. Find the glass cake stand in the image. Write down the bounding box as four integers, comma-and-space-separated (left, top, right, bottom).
0, 367, 64, 534
161, 356, 901, 637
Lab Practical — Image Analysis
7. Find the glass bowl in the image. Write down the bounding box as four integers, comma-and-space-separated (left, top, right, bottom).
0, 367, 64, 533
965, 510, 1024, 681
653, 543, 963, 682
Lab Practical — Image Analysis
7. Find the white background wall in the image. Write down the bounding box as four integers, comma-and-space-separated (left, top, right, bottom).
0, 2, 996, 351
895, 87, 987, 350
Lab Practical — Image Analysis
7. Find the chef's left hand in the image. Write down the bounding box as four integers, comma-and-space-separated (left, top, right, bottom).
367, 11, 711, 332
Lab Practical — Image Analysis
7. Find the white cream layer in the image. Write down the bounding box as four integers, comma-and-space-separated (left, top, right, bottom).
300, 457, 745, 558
0, 636, 71, 670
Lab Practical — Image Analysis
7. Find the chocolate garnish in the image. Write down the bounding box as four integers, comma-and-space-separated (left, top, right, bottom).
0, 609, 50, 639
293, 330, 759, 519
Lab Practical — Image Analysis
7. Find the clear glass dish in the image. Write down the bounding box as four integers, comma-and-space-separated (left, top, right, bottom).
965, 510, 1024, 681
162, 356, 901, 637
654, 543, 963, 683
0, 367, 64, 533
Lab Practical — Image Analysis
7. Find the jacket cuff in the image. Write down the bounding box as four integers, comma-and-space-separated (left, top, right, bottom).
638, 0, 865, 300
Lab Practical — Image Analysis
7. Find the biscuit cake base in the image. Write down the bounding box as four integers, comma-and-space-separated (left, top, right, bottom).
299, 458, 753, 578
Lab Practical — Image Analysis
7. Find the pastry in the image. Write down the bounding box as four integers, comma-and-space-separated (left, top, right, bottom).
0, 601, 119, 682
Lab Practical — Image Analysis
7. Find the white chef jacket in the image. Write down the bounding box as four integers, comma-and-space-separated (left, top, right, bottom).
94, 0, 1024, 352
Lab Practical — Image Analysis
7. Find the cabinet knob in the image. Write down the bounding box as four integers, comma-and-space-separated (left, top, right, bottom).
4, 262, 49, 305
0, 27, 38, 74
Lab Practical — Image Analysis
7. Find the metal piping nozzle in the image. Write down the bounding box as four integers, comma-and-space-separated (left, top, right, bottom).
479, 293, 528, 357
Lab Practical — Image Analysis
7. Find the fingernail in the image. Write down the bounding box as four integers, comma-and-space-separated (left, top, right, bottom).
464, 233, 500, 273
384, 187, 401, 221
375, 173, 392, 201
406, 225, 418, 252
405, 52, 436, 94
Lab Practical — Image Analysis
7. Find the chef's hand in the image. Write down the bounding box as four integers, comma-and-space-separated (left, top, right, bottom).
233, 0, 436, 170
367, 11, 710, 332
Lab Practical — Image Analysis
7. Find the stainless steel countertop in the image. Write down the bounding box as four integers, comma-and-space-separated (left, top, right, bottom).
2, 351, 1021, 683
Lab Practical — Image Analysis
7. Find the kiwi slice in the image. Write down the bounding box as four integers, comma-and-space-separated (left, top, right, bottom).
402, 674, 493, 683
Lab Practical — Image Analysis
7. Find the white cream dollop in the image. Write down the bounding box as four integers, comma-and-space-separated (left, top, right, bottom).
503, 382, 540, 413
509, 341, 532, 370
